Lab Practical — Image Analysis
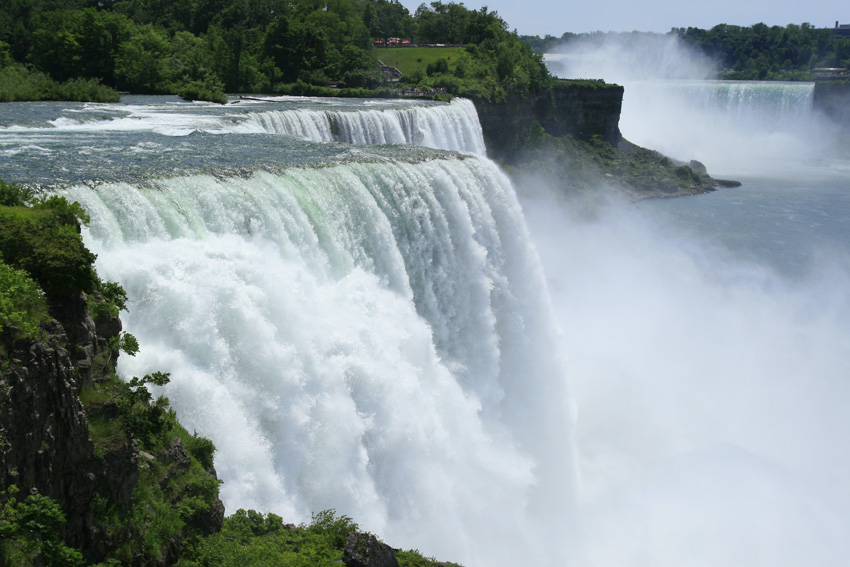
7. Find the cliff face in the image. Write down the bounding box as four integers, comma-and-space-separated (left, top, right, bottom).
1, 287, 224, 565
475, 80, 736, 199
473, 81, 624, 162
813, 81, 850, 127
0, 294, 138, 552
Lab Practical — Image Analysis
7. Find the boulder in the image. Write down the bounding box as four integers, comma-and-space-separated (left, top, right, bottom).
343, 531, 399, 567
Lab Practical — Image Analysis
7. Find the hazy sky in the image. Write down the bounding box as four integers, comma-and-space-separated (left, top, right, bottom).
398, 0, 849, 37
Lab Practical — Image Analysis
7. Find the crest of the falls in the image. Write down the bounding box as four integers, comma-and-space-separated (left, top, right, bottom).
63, 154, 575, 566
240, 97, 487, 154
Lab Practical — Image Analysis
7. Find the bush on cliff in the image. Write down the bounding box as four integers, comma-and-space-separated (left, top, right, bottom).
0, 184, 97, 303
0, 260, 49, 342
178, 508, 460, 567
1, 180, 224, 565
0, 486, 85, 567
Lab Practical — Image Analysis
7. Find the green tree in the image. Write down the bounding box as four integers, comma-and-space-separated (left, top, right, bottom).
0, 487, 85, 567
29, 9, 133, 83
116, 24, 171, 92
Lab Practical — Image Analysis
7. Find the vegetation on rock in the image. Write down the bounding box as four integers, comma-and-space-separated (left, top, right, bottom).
1, 181, 224, 565
177, 508, 460, 567
510, 125, 731, 200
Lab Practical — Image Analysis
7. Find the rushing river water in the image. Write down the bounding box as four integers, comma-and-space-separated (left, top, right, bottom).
1, 93, 849, 566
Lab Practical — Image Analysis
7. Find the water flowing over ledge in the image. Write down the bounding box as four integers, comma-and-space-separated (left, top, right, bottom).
62, 155, 576, 565
0, 97, 487, 188
239, 97, 487, 155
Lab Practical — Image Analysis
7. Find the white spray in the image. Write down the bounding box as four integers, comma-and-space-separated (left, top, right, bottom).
65, 155, 575, 566
545, 33, 840, 173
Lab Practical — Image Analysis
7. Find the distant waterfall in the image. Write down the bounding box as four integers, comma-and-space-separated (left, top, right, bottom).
612, 81, 824, 172
63, 154, 574, 565
242, 98, 487, 154
628, 80, 814, 124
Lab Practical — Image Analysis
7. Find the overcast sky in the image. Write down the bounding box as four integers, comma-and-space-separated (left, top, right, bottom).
398, 0, 849, 37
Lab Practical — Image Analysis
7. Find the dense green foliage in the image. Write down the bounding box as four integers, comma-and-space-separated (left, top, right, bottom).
82, 368, 224, 565
177, 509, 357, 567
0, 486, 85, 567
0, 40, 119, 102
523, 23, 850, 81
674, 23, 850, 79
0, 196, 97, 303
0, 261, 48, 342
177, 508, 459, 567
0, 183, 97, 305
0, 0, 551, 101
397, 40, 550, 100
0, 181, 124, 344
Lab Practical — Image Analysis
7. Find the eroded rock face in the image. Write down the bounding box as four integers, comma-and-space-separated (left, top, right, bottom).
0, 289, 224, 564
473, 81, 625, 162
0, 318, 136, 551
343, 532, 400, 567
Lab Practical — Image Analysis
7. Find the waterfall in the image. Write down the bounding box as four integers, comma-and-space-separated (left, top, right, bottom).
613, 80, 827, 173
624, 80, 814, 124
239, 97, 487, 154
546, 37, 831, 172
63, 154, 574, 565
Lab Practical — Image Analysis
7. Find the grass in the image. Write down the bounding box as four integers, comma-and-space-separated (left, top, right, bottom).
373, 47, 467, 76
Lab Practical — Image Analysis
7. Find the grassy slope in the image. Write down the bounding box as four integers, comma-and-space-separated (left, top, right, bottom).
373, 47, 466, 75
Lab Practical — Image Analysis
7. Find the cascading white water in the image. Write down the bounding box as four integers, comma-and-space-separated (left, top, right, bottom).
63, 154, 575, 566
545, 36, 838, 173
239, 97, 487, 154
614, 80, 827, 171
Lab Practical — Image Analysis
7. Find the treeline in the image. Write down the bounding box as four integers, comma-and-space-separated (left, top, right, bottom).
0, 0, 551, 102
523, 23, 850, 80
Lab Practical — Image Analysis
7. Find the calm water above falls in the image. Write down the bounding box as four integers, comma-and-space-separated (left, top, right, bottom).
2, 94, 850, 566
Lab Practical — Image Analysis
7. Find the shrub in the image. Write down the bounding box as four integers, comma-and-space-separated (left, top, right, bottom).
0, 181, 35, 207
178, 76, 227, 104
0, 486, 85, 567
0, 260, 48, 340
0, 64, 119, 103
0, 194, 98, 301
